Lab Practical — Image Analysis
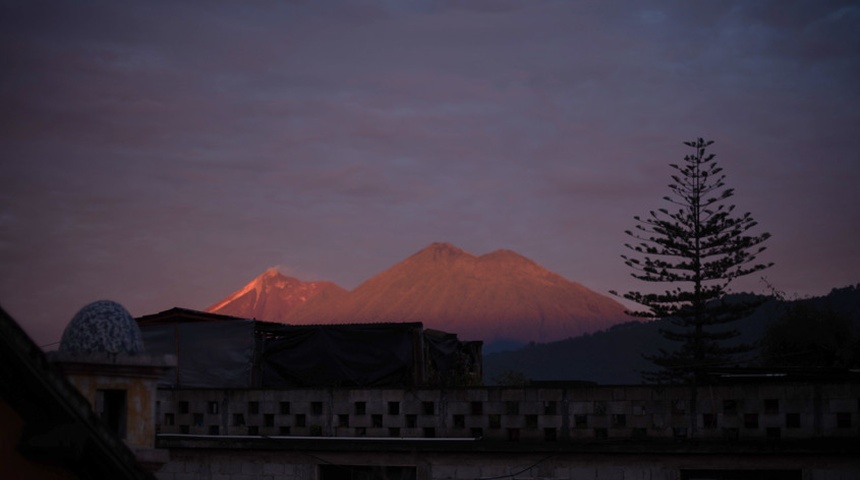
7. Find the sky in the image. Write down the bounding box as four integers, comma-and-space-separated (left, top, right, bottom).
2, 0, 859, 348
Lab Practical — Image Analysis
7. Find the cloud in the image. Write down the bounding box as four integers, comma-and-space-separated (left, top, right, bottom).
1, 0, 859, 346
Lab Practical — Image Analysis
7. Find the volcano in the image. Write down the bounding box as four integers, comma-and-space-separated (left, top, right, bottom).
206, 268, 347, 322
207, 243, 629, 344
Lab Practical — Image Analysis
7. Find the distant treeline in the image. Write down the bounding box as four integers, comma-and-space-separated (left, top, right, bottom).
483, 285, 860, 385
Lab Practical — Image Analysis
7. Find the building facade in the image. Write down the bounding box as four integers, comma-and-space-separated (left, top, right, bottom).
136, 308, 860, 480
153, 378, 860, 479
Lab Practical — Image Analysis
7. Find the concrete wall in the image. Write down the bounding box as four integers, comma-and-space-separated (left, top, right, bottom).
155, 382, 860, 441
152, 381, 860, 479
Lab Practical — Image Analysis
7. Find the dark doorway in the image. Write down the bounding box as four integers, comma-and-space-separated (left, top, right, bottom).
97, 389, 128, 439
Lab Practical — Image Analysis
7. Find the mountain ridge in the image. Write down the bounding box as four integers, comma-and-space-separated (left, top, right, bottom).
207, 242, 629, 345
483, 285, 860, 384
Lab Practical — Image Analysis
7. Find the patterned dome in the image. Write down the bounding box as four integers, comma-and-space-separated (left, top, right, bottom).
59, 300, 145, 355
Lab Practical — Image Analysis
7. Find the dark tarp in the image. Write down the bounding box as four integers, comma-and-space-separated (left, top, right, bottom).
139, 315, 480, 388
423, 329, 483, 386
141, 320, 254, 388
259, 323, 417, 387
424, 329, 460, 374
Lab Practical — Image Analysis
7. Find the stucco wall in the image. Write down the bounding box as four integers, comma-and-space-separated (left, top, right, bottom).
65, 372, 157, 449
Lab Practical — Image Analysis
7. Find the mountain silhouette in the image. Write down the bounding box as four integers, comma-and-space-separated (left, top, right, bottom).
207, 243, 628, 346
483, 285, 860, 384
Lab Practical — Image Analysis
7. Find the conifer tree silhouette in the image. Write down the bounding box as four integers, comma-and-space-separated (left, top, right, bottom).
613, 138, 772, 433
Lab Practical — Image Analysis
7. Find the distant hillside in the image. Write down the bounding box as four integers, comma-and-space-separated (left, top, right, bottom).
484, 285, 860, 385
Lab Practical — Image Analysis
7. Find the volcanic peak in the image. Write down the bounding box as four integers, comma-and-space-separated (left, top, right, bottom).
205, 268, 346, 321
409, 242, 474, 263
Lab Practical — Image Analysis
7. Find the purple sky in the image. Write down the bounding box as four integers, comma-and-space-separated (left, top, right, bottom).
2, 1, 859, 348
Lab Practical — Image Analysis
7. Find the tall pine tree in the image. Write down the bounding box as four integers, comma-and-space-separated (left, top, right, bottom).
614, 138, 773, 386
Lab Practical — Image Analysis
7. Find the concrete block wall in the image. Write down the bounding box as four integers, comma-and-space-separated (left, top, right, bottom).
155, 382, 860, 442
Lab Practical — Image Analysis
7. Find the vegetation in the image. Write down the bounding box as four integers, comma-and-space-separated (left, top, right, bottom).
614, 138, 773, 384
613, 138, 772, 436
483, 286, 860, 385
490, 369, 530, 386
760, 285, 860, 368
